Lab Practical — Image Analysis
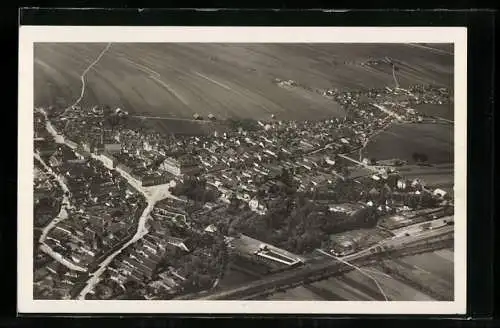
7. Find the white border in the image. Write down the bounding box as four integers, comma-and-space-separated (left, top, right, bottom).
18, 26, 467, 314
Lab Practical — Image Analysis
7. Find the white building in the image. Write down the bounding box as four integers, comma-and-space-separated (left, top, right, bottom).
103, 143, 122, 154
397, 179, 407, 190
249, 197, 268, 215
161, 156, 200, 176
433, 188, 447, 198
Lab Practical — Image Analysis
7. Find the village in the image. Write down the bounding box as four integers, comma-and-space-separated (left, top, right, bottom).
33, 82, 453, 300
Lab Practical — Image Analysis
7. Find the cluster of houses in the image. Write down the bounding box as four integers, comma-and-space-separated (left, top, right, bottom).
91, 197, 224, 299
42, 145, 147, 271
32, 80, 453, 299
96, 231, 187, 299
323, 84, 451, 124
324, 204, 453, 257
33, 164, 63, 228
44, 82, 451, 224
34, 259, 81, 300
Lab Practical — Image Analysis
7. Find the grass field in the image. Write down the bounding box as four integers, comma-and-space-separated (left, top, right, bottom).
34, 43, 454, 121
362, 123, 454, 164
414, 103, 454, 120
398, 163, 454, 193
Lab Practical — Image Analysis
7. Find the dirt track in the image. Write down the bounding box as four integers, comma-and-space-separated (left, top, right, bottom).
34, 43, 453, 121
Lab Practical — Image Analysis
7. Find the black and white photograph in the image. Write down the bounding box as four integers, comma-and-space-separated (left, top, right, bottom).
18, 26, 467, 314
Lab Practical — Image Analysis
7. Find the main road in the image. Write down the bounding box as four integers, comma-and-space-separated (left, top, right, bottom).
35, 107, 179, 298
76, 173, 182, 299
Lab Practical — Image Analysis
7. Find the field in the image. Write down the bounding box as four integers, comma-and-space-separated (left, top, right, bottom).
34, 43, 453, 121
414, 103, 454, 120
265, 248, 454, 301
398, 163, 454, 193
130, 117, 229, 136
362, 123, 454, 164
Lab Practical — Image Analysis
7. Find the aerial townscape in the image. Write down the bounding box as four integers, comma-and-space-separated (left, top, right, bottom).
33, 43, 455, 301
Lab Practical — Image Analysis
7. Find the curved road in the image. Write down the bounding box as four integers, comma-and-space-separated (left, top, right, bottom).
36, 108, 179, 298
61, 43, 112, 117
76, 200, 154, 299
76, 182, 180, 299
34, 152, 86, 272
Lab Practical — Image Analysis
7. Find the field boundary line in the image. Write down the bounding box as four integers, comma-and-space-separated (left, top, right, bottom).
149, 75, 190, 106
194, 71, 232, 90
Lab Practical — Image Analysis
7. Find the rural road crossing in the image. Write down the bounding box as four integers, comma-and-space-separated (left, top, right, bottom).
76, 163, 179, 299
76, 183, 181, 299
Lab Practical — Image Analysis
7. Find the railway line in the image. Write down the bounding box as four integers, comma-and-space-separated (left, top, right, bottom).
176, 228, 453, 300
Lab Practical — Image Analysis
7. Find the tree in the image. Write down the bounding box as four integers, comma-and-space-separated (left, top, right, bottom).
295, 193, 307, 208
341, 167, 350, 179
103, 105, 112, 116
279, 168, 293, 187
412, 152, 429, 163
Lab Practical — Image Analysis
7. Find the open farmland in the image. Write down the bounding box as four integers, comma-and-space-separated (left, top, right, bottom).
34, 43, 453, 121
414, 103, 454, 120
398, 163, 454, 193
129, 117, 229, 136
265, 248, 454, 301
362, 123, 454, 164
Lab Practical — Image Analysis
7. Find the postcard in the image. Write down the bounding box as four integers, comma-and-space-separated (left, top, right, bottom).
19, 26, 467, 314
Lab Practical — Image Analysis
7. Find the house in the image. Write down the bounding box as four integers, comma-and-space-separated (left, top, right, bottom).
48, 153, 63, 168
165, 236, 190, 252
204, 224, 218, 233
411, 179, 423, 188
396, 179, 407, 190
161, 156, 200, 177
103, 142, 122, 154
324, 156, 336, 166
249, 197, 268, 215
328, 203, 366, 216
433, 188, 447, 198
219, 190, 233, 203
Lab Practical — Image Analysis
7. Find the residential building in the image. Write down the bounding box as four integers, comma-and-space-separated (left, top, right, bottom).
161, 156, 200, 177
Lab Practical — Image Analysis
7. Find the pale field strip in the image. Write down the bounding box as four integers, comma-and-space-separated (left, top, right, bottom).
149, 74, 190, 106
